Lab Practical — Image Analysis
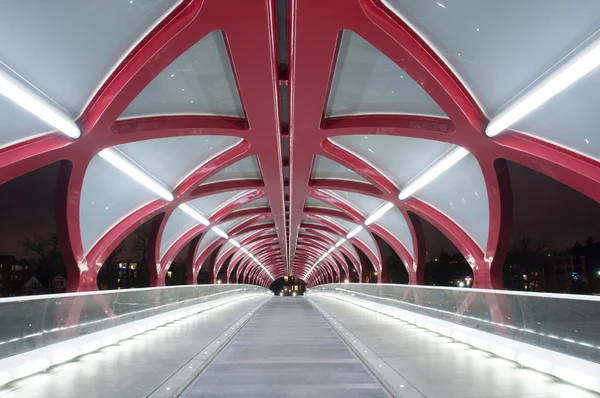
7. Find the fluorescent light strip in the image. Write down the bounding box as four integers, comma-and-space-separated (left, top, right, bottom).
346, 225, 364, 239
305, 250, 331, 279
335, 238, 346, 247
234, 244, 273, 280
211, 226, 229, 239
399, 147, 469, 200
99, 148, 173, 201
364, 201, 395, 225
0, 68, 80, 139
487, 38, 600, 137
178, 203, 209, 226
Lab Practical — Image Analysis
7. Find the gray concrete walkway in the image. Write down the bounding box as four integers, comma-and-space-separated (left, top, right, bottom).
183, 297, 389, 397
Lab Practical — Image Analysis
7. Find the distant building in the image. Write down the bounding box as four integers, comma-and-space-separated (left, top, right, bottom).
0, 255, 35, 297
21, 276, 47, 296
116, 262, 138, 289
280, 276, 306, 296
51, 274, 67, 293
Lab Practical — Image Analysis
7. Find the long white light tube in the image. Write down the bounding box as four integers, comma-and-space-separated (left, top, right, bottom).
346, 225, 364, 239
0, 68, 80, 138
486, 38, 600, 137
364, 202, 394, 225
399, 147, 469, 200
179, 203, 209, 226
99, 148, 173, 201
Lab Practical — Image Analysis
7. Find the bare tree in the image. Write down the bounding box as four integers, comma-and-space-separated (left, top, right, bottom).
19, 233, 61, 265
131, 225, 149, 265
19, 233, 63, 286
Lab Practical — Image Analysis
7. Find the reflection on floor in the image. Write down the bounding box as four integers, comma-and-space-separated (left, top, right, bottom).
183, 298, 389, 397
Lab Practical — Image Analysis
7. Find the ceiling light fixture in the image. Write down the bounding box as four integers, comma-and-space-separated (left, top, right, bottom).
364, 202, 395, 225
229, 239, 241, 248
335, 238, 346, 248
486, 38, 600, 137
0, 68, 80, 139
399, 147, 468, 200
211, 226, 229, 239
346, 225, 364, 239
178, 203, 209, 226
99, 148, 173, 201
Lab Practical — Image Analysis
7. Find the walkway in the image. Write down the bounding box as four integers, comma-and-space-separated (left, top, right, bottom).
309, 295, 600, 398
182, 297, 389, 397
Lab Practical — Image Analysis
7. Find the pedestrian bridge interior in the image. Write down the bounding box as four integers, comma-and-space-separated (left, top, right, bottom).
1, 0, 600, 397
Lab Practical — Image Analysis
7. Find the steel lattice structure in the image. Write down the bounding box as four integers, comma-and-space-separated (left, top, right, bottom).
1, 0, 599, 290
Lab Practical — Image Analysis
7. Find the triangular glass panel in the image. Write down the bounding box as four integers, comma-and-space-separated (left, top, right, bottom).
326, 30, 446, 118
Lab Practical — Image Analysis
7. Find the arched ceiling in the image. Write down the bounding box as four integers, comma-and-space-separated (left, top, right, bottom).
1, 0, 600, 289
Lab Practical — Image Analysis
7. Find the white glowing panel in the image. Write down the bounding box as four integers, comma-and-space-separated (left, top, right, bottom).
0, 0, 180, 131
414, 153, 489, 250
311, 155, 368, 182
514, 67, 600, 161
327, 30, 447, 118
301, 218, 321, 226
187, 190, 247, 218
305, 197, 338, 211
383, 0, 600, 116
325, 190, 385, 216
218, 218, 246, 234
121, 31, 244, 118
0, 95, 54, 148
354, 228, 380, 260
194, 228, 218, 262
235, 197, 270, 210
159, 207, 200, 258
322, 216, 379, 259
330, 135, 453, 188
115, 136, 241, 189
204, 156, 262, 184
216, 241, 235, 263
80, 155, 159, 253
375, 207, 414, 258
320, 216, 356, 235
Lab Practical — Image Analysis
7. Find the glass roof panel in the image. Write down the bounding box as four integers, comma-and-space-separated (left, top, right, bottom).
326, 30, 447, 118
204, 156, 262, 184
330, 135, 452, 189
324, 190, 385, 217
311, 155, 368, 182
159, 207, 199, 258
116, 136, 241, 189
80, 155, 159, 254
0, 0, 180, 118
375, 207, 414, 258
188, 190, 248, 219
414, 153, 489, 251
121, 31, 244, 119
514, 67, 600, 161
383, 0, 600, 116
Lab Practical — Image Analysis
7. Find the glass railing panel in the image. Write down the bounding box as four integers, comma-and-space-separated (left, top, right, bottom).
0, 284, 271, 362
308, 284, 600, 363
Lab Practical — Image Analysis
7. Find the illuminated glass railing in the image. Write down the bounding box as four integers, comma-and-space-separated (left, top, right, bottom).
0, 285, 271, 383
308, 284, 600, 364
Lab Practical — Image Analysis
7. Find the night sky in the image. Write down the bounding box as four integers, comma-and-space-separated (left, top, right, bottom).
1, 160, 600, 260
